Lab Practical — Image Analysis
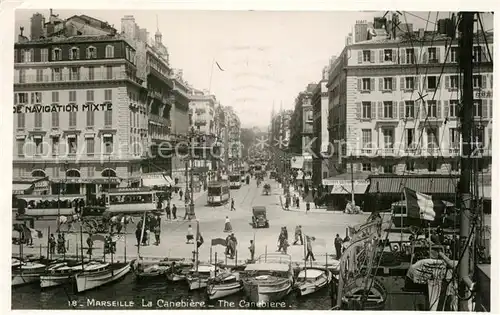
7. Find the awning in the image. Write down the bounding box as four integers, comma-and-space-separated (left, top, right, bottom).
322, 173, 369, 186
20, 194, 85, 203
331, 181, 369, 194
142, 175, 174, 187
368, 176, 459, 194
12, 183, 34, 195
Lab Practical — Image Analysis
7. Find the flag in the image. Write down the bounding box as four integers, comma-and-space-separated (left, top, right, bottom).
196, 222, 204, 248
211, 238, 227, 246
215, 61, 224, 71
28, 228, 43, 239
404, 188, 436, 221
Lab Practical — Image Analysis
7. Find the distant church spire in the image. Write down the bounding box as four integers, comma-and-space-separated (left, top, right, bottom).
155, 14, 162, 44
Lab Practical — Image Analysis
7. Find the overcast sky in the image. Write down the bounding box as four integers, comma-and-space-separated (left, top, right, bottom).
15, 10, 494, 128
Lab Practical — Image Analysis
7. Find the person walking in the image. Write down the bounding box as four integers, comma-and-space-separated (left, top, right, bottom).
283, 226, 288, 241
57, 233, 66, 254
230, 198, 236, 211
86, 233, 94, 256
293, 225, 303, 245
48, 234, 56, 256
296, 196, 300, 209
224, 216, 233, 233
306, 201, 310, 213
165, 203, 171, 220
179, 189, 183, 201
277, 228, 286, 252
229, 233, 238, 259
305, 236, 316, 262
248, 240, 255, 262
334, 234, 343, 260
154, 215, 161, 245
135, 227, 142, 246
172, 204, 177, 220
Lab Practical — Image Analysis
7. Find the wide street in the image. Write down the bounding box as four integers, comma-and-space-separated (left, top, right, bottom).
13, 178, 370, 265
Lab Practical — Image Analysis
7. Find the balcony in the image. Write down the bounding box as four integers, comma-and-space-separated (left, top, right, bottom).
14, 71, 140, 85
148, 114, 171, 128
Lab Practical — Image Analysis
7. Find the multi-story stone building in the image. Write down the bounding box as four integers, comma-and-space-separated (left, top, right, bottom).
326, 16, 493, 210
223, 106, 242, 170
13, 14, 145, 200
289, 84, 316, 177
269, 108, 292, 151
311, 66, 331, 186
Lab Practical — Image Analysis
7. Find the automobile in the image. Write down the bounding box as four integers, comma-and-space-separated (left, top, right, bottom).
252, 206, 269, 228
263, 183, 271, 195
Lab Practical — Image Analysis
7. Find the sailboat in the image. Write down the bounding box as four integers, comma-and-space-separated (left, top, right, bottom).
73, 225, 131, 293
12, 225, 48, 286
185, 220, 215, 290
207, 269, 243, 300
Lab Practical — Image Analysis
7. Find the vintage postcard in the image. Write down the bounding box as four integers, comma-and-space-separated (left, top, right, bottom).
8, 6, 493, 312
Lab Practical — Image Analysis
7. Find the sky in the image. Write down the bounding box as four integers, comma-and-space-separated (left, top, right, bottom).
15, 10, 494, 128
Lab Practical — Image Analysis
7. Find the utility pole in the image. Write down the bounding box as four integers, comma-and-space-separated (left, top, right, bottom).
458, 11, 474, 312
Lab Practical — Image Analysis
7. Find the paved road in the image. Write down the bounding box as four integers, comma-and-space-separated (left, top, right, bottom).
13, 180, 370, 265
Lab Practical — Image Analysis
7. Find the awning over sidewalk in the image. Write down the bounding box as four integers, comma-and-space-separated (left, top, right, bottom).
368, 175, 459, 194
19, 194, 85, 203
12, 183, 34, 195
141, 174, 175, 187
331, 181, 369, 194
322, 173, 369, 186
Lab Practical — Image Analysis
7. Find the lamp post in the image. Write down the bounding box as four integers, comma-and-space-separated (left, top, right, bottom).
186, 126, 196, 220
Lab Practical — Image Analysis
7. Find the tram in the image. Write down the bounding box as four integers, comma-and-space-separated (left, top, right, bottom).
229, 173, 242, 189
207, 180, 230, 206
106, 187, 162, 214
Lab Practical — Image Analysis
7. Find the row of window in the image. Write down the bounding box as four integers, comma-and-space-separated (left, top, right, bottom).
15, 89, 113, 105
360, 159, 487, 174
359, 126, 491, 150
16, 134, 115, 157
358, 45, 490, 64
15, 45, 136, 64
357, 99, 490, 120
16, 111, 113, 129
16, 65, 118, 84
358, 74, 491, 92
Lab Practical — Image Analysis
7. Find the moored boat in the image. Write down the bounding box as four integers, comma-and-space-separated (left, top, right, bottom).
241, 253, 294, 304
294, 267, 332, 296
133, 262, 170, 281
74, 262, 130, 293
207, 271, 243, 300
12, 261, 47, 286
186, 265, 215, 290
40, 262, 95, 289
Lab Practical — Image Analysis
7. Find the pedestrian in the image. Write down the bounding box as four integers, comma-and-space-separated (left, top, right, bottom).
166, 204, 171, 220
248, 240, 255, 262
296, 197, 300, 209
282, 237, 289, 254
183, 203, 190, 220
229, 233, 238, 259
49, 234, 56, 255
179, 189, 183, 201
285, 197, 290, 210
86, 233, 94, 256
154, 222, 161, 246
277, 228, 285, 252
223, 216, 232, 233
293, 225, 303, 245
135, 227, 142, 246
186, 225, 194, 244
225, 235, 232, 257
57, 233, 66, 254
334, 234, 343, 260
283, 226, 288, 241
305, 236, 316, 262
231, 198, 236, 211
306, 201, 310, 213
172, 204, 177, 220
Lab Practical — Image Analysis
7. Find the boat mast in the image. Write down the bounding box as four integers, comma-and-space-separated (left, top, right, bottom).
458, 11, 475, 312
138, 211, 146, 257
195, 220, 199, 272
80, 224, 84, 270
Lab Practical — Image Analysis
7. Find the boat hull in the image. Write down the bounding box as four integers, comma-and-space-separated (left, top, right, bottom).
167, 273, 186, 282
40, 274, 74, 288
207, 282, 243, 300
187, 276, 209, 290
295, 269, 332, 296
75, 263, 130, 293
243, 281, 292, 303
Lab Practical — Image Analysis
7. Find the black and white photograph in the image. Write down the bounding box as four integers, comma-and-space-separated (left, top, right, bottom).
6, 5, 495, 311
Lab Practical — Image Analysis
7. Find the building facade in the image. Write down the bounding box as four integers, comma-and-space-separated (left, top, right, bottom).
223, 106, 242, 170
289, 84, 316, 177
311, 68, 330, 186
326, 16, 493, 209
13, 17, 145, 200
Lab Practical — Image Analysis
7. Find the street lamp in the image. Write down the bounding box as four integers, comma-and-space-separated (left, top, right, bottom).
184, 126, 196, 220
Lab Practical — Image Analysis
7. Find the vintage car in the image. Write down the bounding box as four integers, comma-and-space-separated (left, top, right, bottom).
252, 206, 269, 228
262, 183, 271, 195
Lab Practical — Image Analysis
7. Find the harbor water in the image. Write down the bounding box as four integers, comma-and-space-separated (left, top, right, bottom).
11, 274, 334, 310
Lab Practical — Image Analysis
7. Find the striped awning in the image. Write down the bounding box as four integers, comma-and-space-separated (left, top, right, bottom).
368, 176, 459, 194
13, 183, 34, 195
141, 175, 174, 187
331, 182, 369, 195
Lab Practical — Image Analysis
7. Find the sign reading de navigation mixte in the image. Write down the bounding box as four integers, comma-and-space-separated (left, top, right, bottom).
13, 103, 113, 114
